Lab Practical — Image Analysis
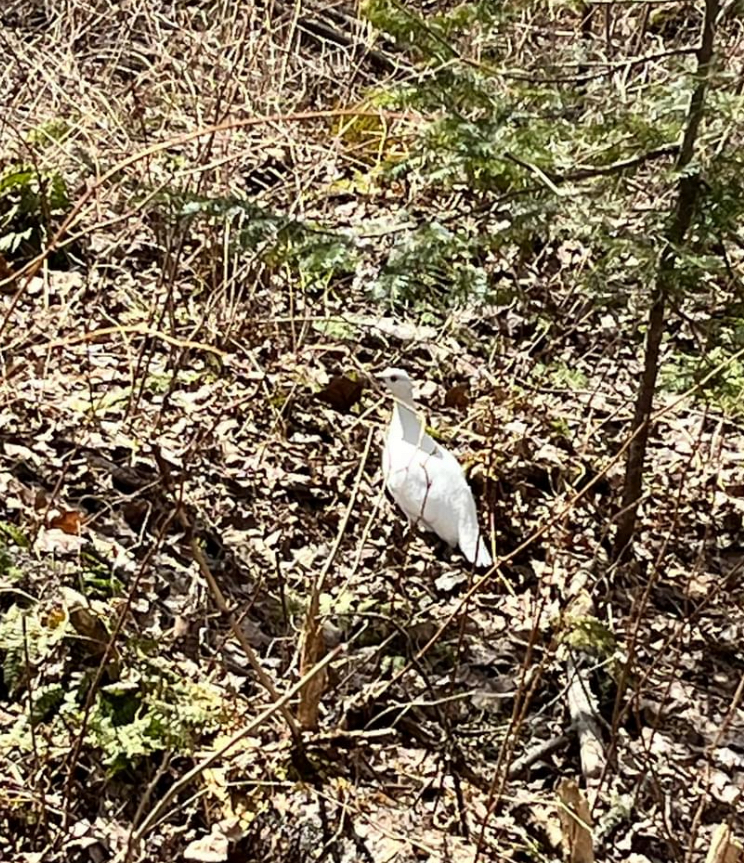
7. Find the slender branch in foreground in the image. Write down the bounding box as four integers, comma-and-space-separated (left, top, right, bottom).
299, 425, 374, 729
504, 143, 679, 192
500, 45, 699, 84
613, 0, 721, 560
558, 144, 679, 182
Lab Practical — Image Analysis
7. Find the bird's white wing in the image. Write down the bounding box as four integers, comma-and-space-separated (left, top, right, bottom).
383, 438, 459, 546
384, 440, 491, 566
452, 485, 492, 566
434, 449, 491, 566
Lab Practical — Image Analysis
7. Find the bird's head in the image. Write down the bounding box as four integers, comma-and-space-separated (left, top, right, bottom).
376, 367, 416, 406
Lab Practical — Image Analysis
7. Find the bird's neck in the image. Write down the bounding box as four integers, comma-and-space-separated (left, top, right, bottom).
393, 398, 421, 437
392, 399, 437, 453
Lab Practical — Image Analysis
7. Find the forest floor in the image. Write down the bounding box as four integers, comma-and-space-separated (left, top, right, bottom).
1, 2, 744, 862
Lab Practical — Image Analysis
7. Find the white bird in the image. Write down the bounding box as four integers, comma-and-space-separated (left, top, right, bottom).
377, 367, 492, 568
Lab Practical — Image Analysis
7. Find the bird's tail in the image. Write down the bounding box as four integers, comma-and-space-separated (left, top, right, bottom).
473, 537, 492, 568
460, 531, 492, 568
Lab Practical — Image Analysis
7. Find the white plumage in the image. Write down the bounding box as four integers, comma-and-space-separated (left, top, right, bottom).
378, 367, 492, 568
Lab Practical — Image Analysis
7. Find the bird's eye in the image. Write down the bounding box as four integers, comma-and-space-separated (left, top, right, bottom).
390, 376, 398, 383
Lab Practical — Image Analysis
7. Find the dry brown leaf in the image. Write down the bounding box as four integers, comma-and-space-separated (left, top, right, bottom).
298, 576, 327, 731
60, 588, 119, 674
444, 383, 470, 410
557, 779, 594, 863
706, 825, 744, 863
298, 621, 326, 731
316, 374, 364, 413
49, 510, 84, 535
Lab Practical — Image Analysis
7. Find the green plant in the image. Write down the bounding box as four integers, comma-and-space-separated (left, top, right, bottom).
164, 193, 358, 291
371, 221, 489, 311
0, 162, 70, 264
356, 0, 744, 325
0, 522, 30, 550
87, 660, 225, 773
0, 604, 68, 695
660, 343, 744, 416
0, 544, 21, 581
0, 600, 225, 775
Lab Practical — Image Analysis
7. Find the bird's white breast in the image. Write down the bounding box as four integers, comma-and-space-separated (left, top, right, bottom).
380, 387, 491, 566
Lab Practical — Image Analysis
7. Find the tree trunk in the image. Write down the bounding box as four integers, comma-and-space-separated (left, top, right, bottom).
612, 0, 720, 561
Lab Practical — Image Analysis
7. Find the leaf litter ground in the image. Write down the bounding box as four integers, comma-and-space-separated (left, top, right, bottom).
1, 3, 744, 862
